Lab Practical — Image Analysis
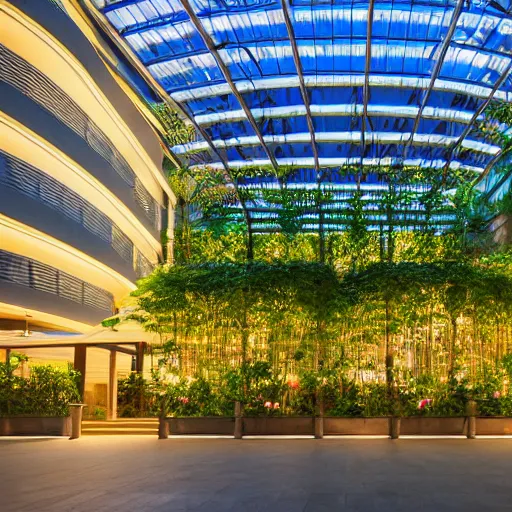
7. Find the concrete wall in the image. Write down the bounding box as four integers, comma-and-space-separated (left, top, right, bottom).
8, 0, 164, 170
0, 281, 112, 326
0, 0, 170, 331
0, 83, 159, 239
0, 187, 137, 282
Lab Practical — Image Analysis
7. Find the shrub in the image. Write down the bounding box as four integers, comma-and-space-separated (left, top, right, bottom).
0, 355, 80, 417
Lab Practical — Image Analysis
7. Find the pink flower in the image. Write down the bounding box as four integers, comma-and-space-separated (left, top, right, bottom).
273, 402, 280, 409
178, 396, 189, 404
264, 401, 272, 408
287, 377, 299, 389
418, 399, 432, 410
493, 391, 501, 399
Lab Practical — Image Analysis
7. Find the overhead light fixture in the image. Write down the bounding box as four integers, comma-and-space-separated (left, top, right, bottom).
22, 315, 32, 337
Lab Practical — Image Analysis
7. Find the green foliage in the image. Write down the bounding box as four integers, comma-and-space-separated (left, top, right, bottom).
477, 100, 512, 151
119, 363, 512, 418
0, 355, 80, 417
117, 373, 159, 418
149, 103, 194, 147
101, 316, 120, 329
128, 259, 512, 418
165, 158, 497, 263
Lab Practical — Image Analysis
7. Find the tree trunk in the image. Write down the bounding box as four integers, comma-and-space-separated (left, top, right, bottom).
318, 206, 325, 263
449, 316, 457, 378
385, 300, 393, 389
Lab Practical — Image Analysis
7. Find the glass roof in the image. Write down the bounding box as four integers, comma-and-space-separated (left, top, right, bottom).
92, 0, 512, 232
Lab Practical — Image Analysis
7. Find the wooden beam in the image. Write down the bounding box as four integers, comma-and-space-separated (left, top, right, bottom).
73, 345, 87, 399
107, 350, 118, 421
97, 344, 137, 356
135, 342, 145, 374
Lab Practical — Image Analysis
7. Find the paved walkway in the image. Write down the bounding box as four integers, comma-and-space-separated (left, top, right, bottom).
2, 437, 512, 511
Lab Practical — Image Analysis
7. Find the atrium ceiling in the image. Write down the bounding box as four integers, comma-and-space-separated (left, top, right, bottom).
90, 0, 512, 232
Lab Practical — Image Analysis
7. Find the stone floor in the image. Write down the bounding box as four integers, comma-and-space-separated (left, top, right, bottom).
2, 437, 512, 511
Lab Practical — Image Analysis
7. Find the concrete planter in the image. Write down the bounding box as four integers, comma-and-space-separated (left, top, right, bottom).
476, 417, 512, 435
400, 417, 467, 436
324, 417, 390, 435
0, 416, 71, 436
169, 417, 235, 435
242, 417, 314, 436
163, 416, 512, 437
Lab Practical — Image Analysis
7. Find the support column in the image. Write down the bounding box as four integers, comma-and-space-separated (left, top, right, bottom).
107, 350, 118, 421
234, 401, 243, 439
74, 345, 87, 399
135, 342, 145, 374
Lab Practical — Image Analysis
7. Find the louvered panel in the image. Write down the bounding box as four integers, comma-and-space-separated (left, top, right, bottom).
82, 203, 112, 243
0, 150, 135, 265
0, 252, 30, 287
0, 45, 135, 186
0, 152, 40, 198
30, 261, 59, 295
59, 272, 85, 304
0, 45, 160, 228
134, 177, 161, 230
0, 250, 114, 312
83, 282, 113, 311
135, 250, 154, 278
112, 224, 133, 263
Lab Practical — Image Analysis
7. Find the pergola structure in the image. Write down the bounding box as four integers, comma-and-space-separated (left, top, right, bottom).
0, 320, 158, 419
86, 0, 512, 240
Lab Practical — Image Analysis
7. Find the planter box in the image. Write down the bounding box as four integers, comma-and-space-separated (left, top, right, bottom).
400, 417, 467, 436
169, 417, 235, 435
476, 417, 512, 435
0, 416, 71, 436
324, 417, 390, 435
242, 417, 314, 435
165, 416, 512, 437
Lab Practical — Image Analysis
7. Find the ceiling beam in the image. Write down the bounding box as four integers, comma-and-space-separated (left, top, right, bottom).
0, 342, 137, 351
102, 0, 143, 13
280, 0, 319, 174
179, 0, 279, 172
121, 14, 188, 36
475, 146, 512, 188
362, 0, 375, 156
404, 0, 465, 159
96, 344, 137, 355
443, 61, 512, 181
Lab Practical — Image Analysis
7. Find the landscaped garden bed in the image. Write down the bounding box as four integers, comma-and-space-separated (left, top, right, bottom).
0, 353, 80, 436
161, 416, 512, 437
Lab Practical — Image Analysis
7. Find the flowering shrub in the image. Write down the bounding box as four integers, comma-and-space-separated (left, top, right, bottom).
118, 358, 512, 418
163, 377, 226, 417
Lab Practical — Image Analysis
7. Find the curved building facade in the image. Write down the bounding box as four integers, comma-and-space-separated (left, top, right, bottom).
0, 0, 174, 332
